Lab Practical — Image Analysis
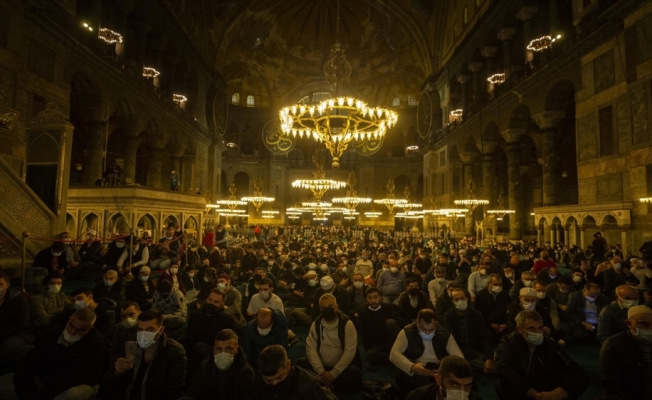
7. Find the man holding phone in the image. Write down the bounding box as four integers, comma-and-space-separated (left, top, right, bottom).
97, 310, 187, 400
389, 309, 464, 397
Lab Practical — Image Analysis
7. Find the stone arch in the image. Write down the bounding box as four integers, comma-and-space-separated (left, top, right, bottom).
107, 212, 130, 234
507, 103, 532, 130
65, 213, 76, 238
137, 213, 157, 236
184, 216, 199, 234
544, 79, 576, 112
114, 97, 137, 123
482, 121, 501, 143
448, 144, 461, 161
163, 215, 180, 230
80, 212, 100, 235
234, 171, 250, 196
600, 213, 621, 227
65, 65, 105, 106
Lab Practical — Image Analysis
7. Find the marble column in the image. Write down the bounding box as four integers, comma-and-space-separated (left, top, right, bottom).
506, 141, 523, 239
85, 119, 107, 186
122, 125, 140, 184
516, 6, 538, 64
457, 75, 471, 118
481, 142, 497, 207
550, 224, 555, 245
535, 112, 565, 206
497, 28, 516, 79
460, 151, 477, 236
537, 227, 542, 245
181, 154, 195, 193
482, 46, 498, 92
147, 147, 164, 189
580, 228, 586, 249
469, 62, 484, 102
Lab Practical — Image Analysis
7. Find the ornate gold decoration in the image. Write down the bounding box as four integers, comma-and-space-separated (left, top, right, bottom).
332, 171, 371, 213
487, 194, 515, 220
98, 28, 123, 44
291, 150, 346, 202
241, 177, 275, 211
262, 119, 295, 155
374, 178, 408, 213
454, 180, 489, 212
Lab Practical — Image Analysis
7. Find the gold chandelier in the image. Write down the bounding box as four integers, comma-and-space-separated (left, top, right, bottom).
374, 178, 407, 213
332, 172, 371, 211
292, 150, 346, 201
216, 182, 247, 212
454, 180, 489, 212
242, 177, 275, 211
487, 194, 515, 221
277, 0, 398, 169
398, 186, 422, 215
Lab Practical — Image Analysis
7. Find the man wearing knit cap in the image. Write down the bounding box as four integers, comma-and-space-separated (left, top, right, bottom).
600, 305, 652, 400
311, 275, 352, 320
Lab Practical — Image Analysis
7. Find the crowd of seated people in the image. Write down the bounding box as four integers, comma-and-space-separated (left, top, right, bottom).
0, 225, 651, 400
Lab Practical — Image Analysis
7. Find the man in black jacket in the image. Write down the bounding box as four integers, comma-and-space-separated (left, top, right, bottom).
32, 241, 69, 275
599, 305, 652, 400
93, 269, 127, 312
110, 302, 140, 365
77, 229, 103, 272
186, 288, 239, 378
12, 308, 107, 400
184, 329, 254, 400
434, 281, 463, 324
407, 355, 483, 400
444, 288, 494, 373
357, 288, 411, 366
474, 274, 511, 346
310, 275, 352, 320
495, 310, 588, 400
0, 270, 32, 367
98, 310, 187, 400
566, 282, 608, 342
398, 277, 435, 321
126, 266, 155, 310
253, 344, 337, 400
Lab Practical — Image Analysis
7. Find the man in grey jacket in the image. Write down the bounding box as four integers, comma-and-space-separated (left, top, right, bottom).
377, 260, 406, 304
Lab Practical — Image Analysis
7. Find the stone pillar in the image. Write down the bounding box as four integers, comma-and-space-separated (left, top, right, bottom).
480, 141, 497, 206
537, 227, 542, 244
85, 119, 107, 186
147, 147, 164, 189
621, 229, 629, 256
555, 225, 561, 244
122, 128, 140, 184
181, 155, 195, 193
469, 62, 484, 102
516, 6, 538, 64
497, 28, 516, 79
550, 224, 555, 245
457, 75, 471, 117
580, 228, 586, 249
535, 112, 565, 206
506, 141, 523, 239
482, 47, 498, 91
460, 151, 477, 236
564, 227, 570, 246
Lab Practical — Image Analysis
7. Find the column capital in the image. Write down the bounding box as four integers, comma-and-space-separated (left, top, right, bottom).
480, 141, 497, 155
457, 74, 471, 84
516, 6, 538, 21
481, 46, 498, 58
501, 128, 526, 143
459, 151, 478, 164
469, 62, 483, 72
534, 111, 565, 130
497, 28, 516, 41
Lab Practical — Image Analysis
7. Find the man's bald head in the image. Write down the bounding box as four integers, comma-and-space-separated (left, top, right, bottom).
256, 308, 274, 329
616, 285, 638, 299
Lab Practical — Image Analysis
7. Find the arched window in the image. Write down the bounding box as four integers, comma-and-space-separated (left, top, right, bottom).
246, 95, 255, 108
408, 95, 416, 107
231, 93, 240, 105
463, 6, 468, 25
454, 21, 458, 38
392, 97, 400, 107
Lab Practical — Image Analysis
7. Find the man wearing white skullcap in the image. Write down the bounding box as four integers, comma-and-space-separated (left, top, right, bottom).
600, 304, 652, 400
310, 275, 352, 320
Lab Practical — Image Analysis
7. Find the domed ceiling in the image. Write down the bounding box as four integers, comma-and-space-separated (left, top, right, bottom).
213, 0, 434, 108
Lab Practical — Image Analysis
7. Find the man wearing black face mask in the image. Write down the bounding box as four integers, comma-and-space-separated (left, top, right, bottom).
254, 344, 337, 399
186, 289, 239, 379
296, 294, 362, 393
398, 278, 434, 321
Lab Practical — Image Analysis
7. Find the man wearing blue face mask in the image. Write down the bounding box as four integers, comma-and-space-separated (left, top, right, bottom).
603, 257, 640, 300
600, 305, 652, 400
495, 310, 589, 400
597, 284, 640, 343
98, 310, 186, 400
389, 309, 464, 396
184, 329, 254, 400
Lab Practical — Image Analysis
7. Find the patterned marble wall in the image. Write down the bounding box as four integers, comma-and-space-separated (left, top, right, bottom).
630, 81, 650, 145
577, 111, 598, 162
593, 50, 615, 94
596, 173, 623, 203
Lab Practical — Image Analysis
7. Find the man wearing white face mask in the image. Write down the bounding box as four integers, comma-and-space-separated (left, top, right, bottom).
99, 310, 186, 400
566, 283, 608, 343
93, 269, 127, 315
30, 272, 70, 333
184, 329, 255, 400
111, 302, 140, 366
243, 308, 288, 369
126, 266, 155, 311
377, 259, 406, 304
600, 305, 652, 400
390, 309, 464, 396
406, 355, 480, 400
70, 287, 115, 343
506, 288, 555, 338
444, 289, 494, 373
597, 284, 640, 343
495, 310, 589, 400
247, 279, 284, 317
32, 240, 68, 275
8, 308, 106, 400
427, 267, 449, 303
